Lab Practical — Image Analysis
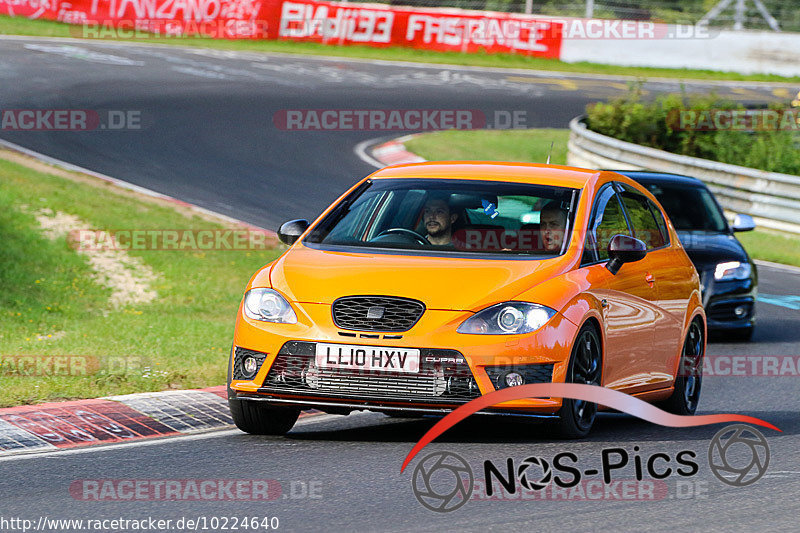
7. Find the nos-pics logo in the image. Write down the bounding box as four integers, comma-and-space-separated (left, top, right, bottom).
410, 424, 770, 512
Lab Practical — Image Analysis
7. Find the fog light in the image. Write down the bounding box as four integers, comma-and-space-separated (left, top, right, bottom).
242, 355, 259, 377
734, 305, 747, 317
505, 372, 524, 387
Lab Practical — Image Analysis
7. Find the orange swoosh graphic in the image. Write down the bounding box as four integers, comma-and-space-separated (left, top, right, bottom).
401, 383, 781, 473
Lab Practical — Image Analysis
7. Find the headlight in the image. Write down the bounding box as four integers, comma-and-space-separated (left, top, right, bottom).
457, 302, 556, 335
714, 261, 751, 281
243, 288, 297, 324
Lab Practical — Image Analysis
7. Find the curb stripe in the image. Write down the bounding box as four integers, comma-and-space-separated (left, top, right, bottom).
0, 419, 57, 452
0, 400, 179, 450
0, 385, 322, 457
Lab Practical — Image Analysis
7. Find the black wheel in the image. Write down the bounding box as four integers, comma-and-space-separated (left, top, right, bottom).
554, 324, 602, 438
661, 318, 704, 416
229, 399, 300, 435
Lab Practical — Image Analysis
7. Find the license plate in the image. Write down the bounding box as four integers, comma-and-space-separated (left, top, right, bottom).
315, 343, 420, 373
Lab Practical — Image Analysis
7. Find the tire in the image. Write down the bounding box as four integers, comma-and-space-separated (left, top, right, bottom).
229, 399, 300, 435
554, 323, 602, 439
660, 318, 704, 416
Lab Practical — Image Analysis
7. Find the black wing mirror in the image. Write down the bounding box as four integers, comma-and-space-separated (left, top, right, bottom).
606, 234, 647, 275
277, 219, 309, 245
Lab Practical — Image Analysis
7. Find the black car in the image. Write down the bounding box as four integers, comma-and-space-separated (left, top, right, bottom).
615, 171, 758, 341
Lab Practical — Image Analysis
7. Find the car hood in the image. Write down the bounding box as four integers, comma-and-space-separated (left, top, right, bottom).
269, 244, 562, 311
677, 231, 748, 270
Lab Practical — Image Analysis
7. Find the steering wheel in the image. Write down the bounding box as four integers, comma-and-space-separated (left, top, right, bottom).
374, 228, 430, 246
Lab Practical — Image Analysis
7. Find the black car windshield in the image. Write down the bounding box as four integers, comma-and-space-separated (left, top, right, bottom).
304, 178, 579, 257
641, 183, 728, 232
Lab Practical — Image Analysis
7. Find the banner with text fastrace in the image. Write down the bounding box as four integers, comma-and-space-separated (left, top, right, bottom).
273, 1, 563, 57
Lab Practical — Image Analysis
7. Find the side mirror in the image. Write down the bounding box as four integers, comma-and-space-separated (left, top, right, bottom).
277, 219, 309, 245
732, 214, 755, 232
606, 234, 647, 275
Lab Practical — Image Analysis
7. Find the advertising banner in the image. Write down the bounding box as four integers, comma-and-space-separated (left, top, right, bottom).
0, 0, 563, 56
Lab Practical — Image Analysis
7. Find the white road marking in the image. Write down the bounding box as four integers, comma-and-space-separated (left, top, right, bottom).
353, 137, 389, 169
754, 259, 800, 275
23, 43, 144, 66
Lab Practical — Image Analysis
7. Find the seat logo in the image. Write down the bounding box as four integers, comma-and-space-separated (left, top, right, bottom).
366, 306, 385, 319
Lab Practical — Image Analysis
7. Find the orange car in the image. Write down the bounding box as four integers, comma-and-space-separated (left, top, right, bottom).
228, 162, 706, 437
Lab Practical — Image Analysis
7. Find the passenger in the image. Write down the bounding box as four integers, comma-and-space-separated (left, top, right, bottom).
540, 201, 568, 252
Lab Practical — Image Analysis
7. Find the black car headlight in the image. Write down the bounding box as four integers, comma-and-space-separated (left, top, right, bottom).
457, 302, 556, 335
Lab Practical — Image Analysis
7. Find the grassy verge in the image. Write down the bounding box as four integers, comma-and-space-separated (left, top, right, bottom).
405, 129, 569, 165
405, 128, 800, 267
1, 15, 799, 83
737, 230, 800, 267
0, 153, 282, 407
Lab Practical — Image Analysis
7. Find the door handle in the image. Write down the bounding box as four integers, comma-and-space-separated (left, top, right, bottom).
645, 273, 655, 286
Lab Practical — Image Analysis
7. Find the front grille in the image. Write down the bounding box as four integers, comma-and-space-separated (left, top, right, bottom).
708, 301, 753, 322
233, 347, 268, 379
485, 364, 554, 390
332, 296, 425, 332
259, 341, 480, 403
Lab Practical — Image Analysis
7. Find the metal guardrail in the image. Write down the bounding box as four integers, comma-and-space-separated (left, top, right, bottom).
566, 116, 800, 234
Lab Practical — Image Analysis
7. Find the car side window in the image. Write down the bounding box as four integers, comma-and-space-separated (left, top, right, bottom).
325, 191, 383, 242
584, 185, 632, 263
616, 184, 666, 250
646, 198, 670, 247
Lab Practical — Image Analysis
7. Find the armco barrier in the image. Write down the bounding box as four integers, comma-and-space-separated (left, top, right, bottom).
567, 116, 800, 234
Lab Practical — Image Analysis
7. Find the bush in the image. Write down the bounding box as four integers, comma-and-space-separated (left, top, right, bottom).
585, 82, 800, 175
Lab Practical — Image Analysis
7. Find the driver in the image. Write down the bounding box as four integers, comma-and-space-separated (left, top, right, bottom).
422, 194, 458, 246
539, 201, 568, 252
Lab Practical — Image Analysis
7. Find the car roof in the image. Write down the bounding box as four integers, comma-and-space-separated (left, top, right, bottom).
369, 161, 602, 188
611, 170, 708, 188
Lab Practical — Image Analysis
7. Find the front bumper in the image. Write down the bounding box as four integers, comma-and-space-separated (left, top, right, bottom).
700, 270, 756, 330
228, 300, 578, 415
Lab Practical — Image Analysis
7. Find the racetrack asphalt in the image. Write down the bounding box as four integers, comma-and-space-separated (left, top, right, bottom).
0, 36, 799, 531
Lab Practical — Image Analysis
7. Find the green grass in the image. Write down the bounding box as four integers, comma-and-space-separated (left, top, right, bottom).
0, 157, 282, 407
405, 129, 570, 165
406, 128, 800, 267
737, 229, 800, 267
2, 15, 799, 83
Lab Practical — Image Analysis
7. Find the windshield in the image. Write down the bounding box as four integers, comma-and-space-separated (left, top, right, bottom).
641, 183, 728, 232
304, 178, 579, 257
